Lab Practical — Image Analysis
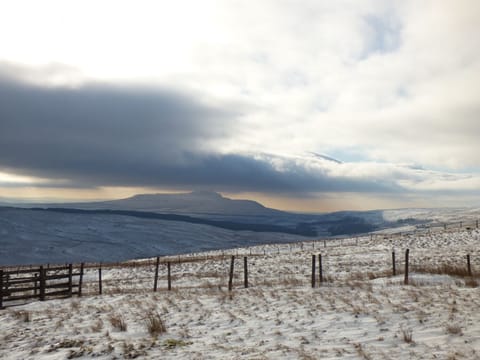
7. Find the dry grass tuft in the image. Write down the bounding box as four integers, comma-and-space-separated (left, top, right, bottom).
414, 263, 472, 277
146, 312, 167, 337
109, 313, 127, 332
90, 319, 104, 333
353, 342, 372, 360
11, 310, 31, 322
163, 338, 192, 348
446, 324, 463, 335
401, 327, 413, 343
465, 277, 479, 288
121, 341, 147, 358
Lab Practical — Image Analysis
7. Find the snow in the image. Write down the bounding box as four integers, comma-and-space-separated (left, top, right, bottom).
382, 207, 480, 224
1, 228, 480, 359
0, 207, 307, 265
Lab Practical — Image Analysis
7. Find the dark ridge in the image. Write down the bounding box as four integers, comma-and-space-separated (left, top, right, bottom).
29, 207, 318, 237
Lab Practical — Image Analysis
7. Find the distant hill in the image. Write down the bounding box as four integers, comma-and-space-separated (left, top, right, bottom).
8, 191, 478, 242
30, 191, 287, 217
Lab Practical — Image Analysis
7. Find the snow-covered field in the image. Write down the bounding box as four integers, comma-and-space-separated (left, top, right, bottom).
0, 207, 308, 265
1, 228, 480, 359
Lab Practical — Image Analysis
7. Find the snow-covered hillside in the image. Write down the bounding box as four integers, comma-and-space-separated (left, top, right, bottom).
1, 228, 480, 359
0, 207, 307, 266
2, 203, 480, 266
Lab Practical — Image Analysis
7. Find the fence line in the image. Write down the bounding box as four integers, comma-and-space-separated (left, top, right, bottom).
1, 218, 479, 308
1, 248, 477, 309
2, 217, 478, 272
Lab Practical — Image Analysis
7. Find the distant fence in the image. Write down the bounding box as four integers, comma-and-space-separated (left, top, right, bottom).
0, 264, 84, 309
0, 219, 479, 309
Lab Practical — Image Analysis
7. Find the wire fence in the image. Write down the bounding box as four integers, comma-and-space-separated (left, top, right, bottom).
1, 219, 480, 308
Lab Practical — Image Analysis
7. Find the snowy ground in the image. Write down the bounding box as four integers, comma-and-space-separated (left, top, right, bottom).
0, 207, 307, 265
1, 228, 480, 359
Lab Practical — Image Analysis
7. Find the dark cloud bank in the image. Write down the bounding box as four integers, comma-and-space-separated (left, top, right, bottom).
0, 70, 400, 195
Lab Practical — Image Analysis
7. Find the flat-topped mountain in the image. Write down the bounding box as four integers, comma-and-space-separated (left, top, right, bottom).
34, 191, 286, 217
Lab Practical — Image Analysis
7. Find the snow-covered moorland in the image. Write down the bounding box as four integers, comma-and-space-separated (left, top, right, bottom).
1, 228, 480, 359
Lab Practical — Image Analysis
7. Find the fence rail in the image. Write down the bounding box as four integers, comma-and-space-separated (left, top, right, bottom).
0, 264, 83, 309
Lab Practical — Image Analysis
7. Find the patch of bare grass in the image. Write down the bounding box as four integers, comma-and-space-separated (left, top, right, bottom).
414, 263, 472, 277
11, 310, 31, 322
353, 342, 372, 360
465, 277, 479, 287
446, 324, 463, 335
163, 338, 192, 348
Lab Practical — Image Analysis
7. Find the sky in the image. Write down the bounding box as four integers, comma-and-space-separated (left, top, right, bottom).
0, 0, 480, 212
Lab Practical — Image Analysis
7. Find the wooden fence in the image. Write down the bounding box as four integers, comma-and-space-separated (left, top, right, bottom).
0, 264, 84, 309
0, 249, 477, 309
1, 219, 478, 308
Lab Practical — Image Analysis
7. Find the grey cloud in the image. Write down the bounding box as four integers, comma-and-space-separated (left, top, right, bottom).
0, 70, 232, 173
118, 153, 402, 194
0, 70, 403, 194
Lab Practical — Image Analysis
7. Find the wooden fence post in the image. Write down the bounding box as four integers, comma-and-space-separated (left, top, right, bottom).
467, 254, 472, 277
311, 255, 316, 288
244, 256, 248, 288
167, 262, 171, 291
5, 274, 9, 296
78, 263, 84, 297
153, 256, 160, 292
318, 254, 323, 284
0, 269, 3, 309
68, 264, 73, 298
98, 265, 102, 295
34, 273, 38, 296
39, 266, 46, 301
392, 251, 396, 276
404, 249, 409, 285
228, 256, 235, 291
476, 220, 478, 228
